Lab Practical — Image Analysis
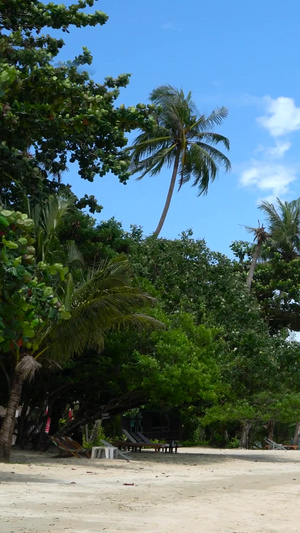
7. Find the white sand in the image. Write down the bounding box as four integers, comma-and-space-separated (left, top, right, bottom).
0, 447, 299, 532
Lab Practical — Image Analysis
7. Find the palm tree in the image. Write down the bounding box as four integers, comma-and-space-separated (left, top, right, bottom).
245, 223, 270, 290
259, 198, 300, 261
244, 198, 300, 291
37, 256, 161, 362
129, 85, 231, 236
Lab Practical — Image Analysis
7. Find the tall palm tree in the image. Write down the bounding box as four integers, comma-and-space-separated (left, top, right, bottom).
259, 198, 300, 261
129, 85, 231, 236
245, 223, 270, 290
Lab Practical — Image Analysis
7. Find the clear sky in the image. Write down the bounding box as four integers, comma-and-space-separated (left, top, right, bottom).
58, 0, 300, 257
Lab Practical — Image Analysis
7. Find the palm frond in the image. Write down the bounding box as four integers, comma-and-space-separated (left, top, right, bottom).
191, 131, 230, 151
130, 144, 177, 179
66, 241, 84, 269
17, 355, 41, 381
259, 199, 282, 227
245, 223, 270, 244
191, 142, 231, 172
178, 143, 219, 194
108, 313, 166, 331
259, 198, 300, 259
41, 195, 75, 235
127, 133, 172, 154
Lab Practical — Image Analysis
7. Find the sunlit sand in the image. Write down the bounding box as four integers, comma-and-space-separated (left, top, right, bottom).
0, 447, 299, 532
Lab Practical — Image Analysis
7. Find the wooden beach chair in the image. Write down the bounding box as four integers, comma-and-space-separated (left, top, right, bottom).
136, 431, 180, 453
120, 430, 169, 453
50, 436, 91, 458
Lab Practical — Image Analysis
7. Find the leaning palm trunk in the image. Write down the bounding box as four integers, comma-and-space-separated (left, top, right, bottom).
0, 356, 41, 462
246, 225, 269, 291
246, 243, 262, 291
154, 149, 181, 237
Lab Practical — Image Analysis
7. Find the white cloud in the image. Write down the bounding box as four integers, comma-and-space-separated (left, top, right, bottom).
257, 96, 300, 137
254, 140, 291, 159
265, 140, 291, 158
240, 162, 297, 198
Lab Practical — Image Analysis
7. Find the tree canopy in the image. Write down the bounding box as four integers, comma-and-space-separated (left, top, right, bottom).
0, 0, 154, 209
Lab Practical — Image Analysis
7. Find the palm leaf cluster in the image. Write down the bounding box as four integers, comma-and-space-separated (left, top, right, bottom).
38, 256, 162, 361
259, 198, 300, 261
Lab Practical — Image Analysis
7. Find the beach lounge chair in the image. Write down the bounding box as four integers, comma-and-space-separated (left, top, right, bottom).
63, 436, 91, 456
50, 436, 91, 458
122, 429, 137, 443
136, 431, 180, 453
265, 438, 287, 450
122, 429, 165, 452
120, 430, 174, 453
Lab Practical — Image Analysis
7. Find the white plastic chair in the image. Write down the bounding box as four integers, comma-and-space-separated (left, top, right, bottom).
91, 446, 111, 459
100, 439, 131, 460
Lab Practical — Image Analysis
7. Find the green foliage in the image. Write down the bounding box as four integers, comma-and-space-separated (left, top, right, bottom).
252, 256, 300, 332
0, 207, 70, 354
8, 220, 300, 446
201, 393, 300, 427
0, 0, 153, 208
83, 425, 107, 449
126, 312, 222, 407
128, 229, 300, 432
58, 213, 133, 266
233, 197, 300, 331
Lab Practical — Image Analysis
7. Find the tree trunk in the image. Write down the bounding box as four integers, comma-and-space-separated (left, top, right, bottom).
246, 243, 262, 291
239, 421, 252, 449
154, 148, 181, 237
0, 369, 24, 462
266, 419, 275, 441
293, 421, 300, 446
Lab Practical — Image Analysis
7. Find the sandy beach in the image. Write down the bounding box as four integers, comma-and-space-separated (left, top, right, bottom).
0, 447, 299, 532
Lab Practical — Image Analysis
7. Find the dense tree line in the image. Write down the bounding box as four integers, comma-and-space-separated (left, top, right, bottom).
1, 0, 300, 462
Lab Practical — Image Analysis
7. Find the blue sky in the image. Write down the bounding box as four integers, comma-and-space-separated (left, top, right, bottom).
59, 0, 300, 257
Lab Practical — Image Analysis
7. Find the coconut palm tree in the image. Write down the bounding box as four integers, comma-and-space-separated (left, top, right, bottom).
244, 198, 300, 290
129, 85, 231, 237
245, 223, 270, 290
259, 198, 300, 261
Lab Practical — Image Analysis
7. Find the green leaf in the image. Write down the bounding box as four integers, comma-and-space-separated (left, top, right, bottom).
3, 240, 18, 249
